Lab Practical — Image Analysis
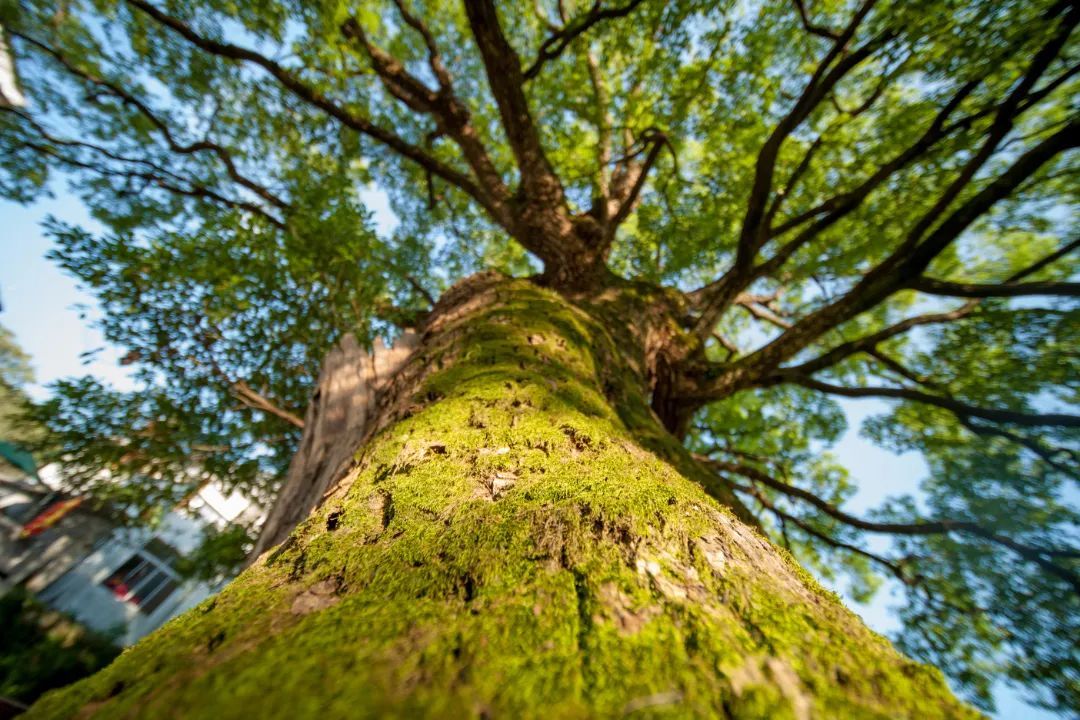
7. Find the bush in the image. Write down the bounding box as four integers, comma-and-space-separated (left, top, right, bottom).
0, 588, 119, 705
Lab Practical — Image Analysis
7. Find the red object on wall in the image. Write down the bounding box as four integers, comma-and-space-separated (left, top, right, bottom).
18, 497, 84, 538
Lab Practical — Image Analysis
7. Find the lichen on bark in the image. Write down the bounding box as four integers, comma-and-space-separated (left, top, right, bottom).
26, 275, 978, 719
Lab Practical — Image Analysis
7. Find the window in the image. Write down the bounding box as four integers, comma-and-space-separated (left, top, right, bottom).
102, 538, 181, 615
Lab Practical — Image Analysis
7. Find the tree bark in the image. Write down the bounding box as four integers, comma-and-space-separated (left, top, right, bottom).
251, 331, 421, 558
26, 273, 976, 719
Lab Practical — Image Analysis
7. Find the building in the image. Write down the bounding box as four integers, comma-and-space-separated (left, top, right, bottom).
0, 476, 111, 596
0, 459, 263, 647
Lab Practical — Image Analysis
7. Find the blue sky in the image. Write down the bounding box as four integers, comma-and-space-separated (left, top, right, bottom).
0, 189, 1058, 719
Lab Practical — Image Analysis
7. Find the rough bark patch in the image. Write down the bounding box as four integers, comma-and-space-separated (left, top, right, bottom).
596, 582, 659, 634
730, 656, 812, 720
252, 331, 419, 559
290, 578, 341, 616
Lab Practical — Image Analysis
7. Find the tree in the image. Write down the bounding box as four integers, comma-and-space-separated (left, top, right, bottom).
0, 322, 45, 450
2, 0, 1077, 715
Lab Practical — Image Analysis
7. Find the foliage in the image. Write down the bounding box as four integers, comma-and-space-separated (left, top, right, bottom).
175, 523, 256, 582
0, 588, 120, 706
1, 0, 1077, 712
0, 322, 46, 452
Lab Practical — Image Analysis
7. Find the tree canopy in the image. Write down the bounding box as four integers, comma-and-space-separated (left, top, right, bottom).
1, 0, 1077, 713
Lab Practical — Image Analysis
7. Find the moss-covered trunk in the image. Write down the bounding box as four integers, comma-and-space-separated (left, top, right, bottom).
27, 274, 975, 719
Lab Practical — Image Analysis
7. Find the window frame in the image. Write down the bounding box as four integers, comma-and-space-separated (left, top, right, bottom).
102, 538, 182, 615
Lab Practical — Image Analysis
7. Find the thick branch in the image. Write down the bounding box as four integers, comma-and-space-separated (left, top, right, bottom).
692, 3, 887, 335
740, 1, 882, 240
464, 0, 564, 205
339, 16, 512, 227
723, 119, 1078, 383
464, 0, 597, 283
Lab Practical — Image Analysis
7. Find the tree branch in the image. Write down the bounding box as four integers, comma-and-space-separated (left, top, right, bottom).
691, 2, 1076, 346
910, 277, 1080, 298
859, 351, 1077, 475
584, 47, 614, 216
18, 138, 287, 228
6, 106, 205, 187
735, 293, 793, 329
692, 2, 888, 336
762, 133, 827, 231
864, 347, 942, 391
338, 15, 513, 227
790, 0, 841, 40
124, 0, 493, 215
733, 480, 915, 582
464, 0, 566, 206
464, 0, 597, 282
707, 457, 1080, 592
782, 374, 1080, 428
231, 380, 305, 429
763, 77, 982, 243
389, 0, 453, 90
959, 417, 1078, 478
722, 118, 1078, 384
607, 129, 671, 233
1008, 236, 1080, 279
781, 236, 1080, 378
404, 274, 436, 308
522, 0, 647, 81
13, 31, 289, 212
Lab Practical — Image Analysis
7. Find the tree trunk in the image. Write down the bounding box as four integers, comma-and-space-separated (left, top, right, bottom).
251, 330, 421, 559
26, 273, 976, 719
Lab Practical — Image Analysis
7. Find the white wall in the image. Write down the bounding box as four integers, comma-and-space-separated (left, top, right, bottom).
32, 480, 262, 645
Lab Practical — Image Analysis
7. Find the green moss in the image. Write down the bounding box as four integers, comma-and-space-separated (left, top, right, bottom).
26, 277, 980, 719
